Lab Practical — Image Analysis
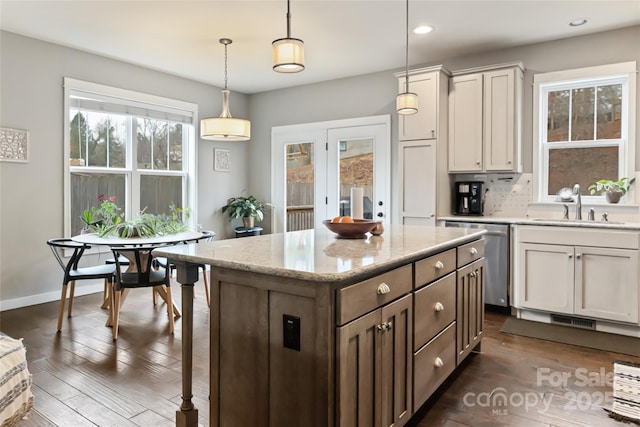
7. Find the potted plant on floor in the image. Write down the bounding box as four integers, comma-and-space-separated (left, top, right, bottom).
588, 177, 636, 204
221, 194, 264, 228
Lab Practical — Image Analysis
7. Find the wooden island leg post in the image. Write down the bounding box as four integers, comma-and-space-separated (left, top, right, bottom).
174, 260, 200, 427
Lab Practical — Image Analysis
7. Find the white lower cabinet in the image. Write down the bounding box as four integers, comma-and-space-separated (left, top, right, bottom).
516, 226, 640, 324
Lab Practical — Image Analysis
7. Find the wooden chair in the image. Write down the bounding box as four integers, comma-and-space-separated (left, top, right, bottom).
109, 245, 175, 340
47, 238, 116, 332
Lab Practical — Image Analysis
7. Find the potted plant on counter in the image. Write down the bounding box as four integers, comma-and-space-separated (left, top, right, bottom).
588, 177, 636, 204
221, 194, 264, 228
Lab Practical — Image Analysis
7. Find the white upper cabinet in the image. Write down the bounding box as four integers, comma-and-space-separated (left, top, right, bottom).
396, 66, 449, 141
448, 62, 524, 173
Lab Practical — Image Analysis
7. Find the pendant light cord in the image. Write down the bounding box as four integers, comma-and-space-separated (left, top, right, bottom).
224, 42, 228, 90
286, 0, 292, 38
404, 0, 410, 90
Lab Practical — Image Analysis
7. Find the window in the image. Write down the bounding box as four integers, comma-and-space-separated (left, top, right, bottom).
64, 78, 198, 236
533, 62, 636, 203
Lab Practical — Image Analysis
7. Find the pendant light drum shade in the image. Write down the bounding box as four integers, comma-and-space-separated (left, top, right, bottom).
200, 38, 250, 141
273, 0, 305, 73
272, 37, 305, 73
397, 91, 419, 115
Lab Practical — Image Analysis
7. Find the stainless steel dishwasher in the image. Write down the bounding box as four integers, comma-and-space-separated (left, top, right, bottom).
444, 220, 509, 307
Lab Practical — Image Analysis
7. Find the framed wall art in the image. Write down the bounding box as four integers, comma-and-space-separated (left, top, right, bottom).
214, 148, 231, 172
0, 128, 29, 163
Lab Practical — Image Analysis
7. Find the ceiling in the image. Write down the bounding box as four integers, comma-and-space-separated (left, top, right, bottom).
1, 1, 639, 94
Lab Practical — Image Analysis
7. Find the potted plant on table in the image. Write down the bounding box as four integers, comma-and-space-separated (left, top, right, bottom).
588, 177, 636, 204
221, 194, 264, 229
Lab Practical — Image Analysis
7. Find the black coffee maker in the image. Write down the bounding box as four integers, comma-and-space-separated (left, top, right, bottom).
455, 181, 483, 215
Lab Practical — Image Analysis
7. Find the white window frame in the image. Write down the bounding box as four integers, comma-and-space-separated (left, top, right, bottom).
63, 78, 198, 238
533, 62, 637, 204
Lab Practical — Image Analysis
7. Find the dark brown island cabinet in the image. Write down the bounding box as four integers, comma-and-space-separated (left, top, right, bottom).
155, 225, 485, 427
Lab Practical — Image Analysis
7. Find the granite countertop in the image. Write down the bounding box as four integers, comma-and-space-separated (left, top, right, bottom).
438, 216, 640, 230
153, 225, 485, 282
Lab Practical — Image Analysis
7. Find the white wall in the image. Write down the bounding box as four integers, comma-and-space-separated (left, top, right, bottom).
0, 31, 250, 308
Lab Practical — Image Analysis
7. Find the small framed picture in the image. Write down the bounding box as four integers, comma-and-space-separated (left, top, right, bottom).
214, 148, 231, 172
0, 128, 29, 163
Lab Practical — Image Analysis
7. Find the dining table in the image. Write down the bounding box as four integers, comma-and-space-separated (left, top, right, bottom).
71, 230, 209, 323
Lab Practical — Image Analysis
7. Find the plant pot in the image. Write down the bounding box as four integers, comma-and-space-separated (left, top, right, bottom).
605, 190, 624, 204
243, 217, 255, 229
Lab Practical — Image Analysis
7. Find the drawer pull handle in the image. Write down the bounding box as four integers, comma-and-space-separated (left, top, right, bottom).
377, 283, 391, 295
470, 247, 478, 255
434, 260, 444, 270
434, 302, 444, 312
434, 357, 444, 368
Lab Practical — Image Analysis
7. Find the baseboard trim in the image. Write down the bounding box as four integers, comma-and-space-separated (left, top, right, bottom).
0, 281, 104, 312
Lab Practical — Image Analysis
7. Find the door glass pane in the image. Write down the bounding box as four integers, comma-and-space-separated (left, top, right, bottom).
339, 138, 373, 219
286, 142, 314, 231
70, 173, 125, 235
547, 90, 569, 142
596, 84, 622, 140
571, 87, 595, 141
547, 146, 618, 196
140, 175, 183, 215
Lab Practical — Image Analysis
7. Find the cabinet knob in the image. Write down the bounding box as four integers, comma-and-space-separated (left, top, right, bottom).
376, 324, 385, 332
576, 254, 582, 259
376, 283, 391, 295
470, 247, 478, 255
386, 321, 393, 331
434, 260, 444, 270
568, 253, 573, 259
476, 161, 481, 165
434, 357, 444, 368
434, 302, 444, 312
470, 271, 477, 278
431, 130, 435, 137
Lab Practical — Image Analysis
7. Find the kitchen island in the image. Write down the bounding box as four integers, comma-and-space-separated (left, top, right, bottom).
155, 225, 486, 427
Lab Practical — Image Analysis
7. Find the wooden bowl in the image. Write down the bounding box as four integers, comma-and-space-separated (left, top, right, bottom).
322, 219, 378, 239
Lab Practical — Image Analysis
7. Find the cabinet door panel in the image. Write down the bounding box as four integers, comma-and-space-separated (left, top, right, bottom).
399, 74, 437, 141
380, 294, 413, 427
448, 74, 483, 172
575, 246, 639, 323
399, 141, 436, 226
457, 259, 484, 364
517, 243, 574, 313
337, 309, 380, 427
484, 68, 515, 171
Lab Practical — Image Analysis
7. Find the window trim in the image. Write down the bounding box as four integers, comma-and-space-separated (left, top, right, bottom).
63, 78, 199, 238
532, 62, 637, 204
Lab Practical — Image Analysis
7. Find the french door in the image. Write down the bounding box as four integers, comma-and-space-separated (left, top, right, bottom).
272, 116, 390, 234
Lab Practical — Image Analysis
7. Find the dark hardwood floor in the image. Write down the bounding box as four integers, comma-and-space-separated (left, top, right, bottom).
2, 285, 638, 426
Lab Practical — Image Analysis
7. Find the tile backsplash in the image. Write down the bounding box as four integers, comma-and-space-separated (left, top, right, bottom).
482, 173, 532, 217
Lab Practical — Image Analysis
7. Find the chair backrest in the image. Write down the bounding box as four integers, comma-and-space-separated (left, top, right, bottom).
47, 238, 89, 274
110, 245, 171, 289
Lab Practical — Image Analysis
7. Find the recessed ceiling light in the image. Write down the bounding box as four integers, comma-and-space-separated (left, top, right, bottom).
413, 25, 434, 34
569, 18, 588, 27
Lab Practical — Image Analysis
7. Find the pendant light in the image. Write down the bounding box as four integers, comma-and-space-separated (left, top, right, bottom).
396, 0, 418, 115
200, 38, 251, 141
272, 0, 305, 73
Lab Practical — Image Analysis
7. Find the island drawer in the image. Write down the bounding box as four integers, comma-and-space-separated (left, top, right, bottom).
336, 264, 412, 325
413, 322, 456, 410
457, 239, 485, 268
415, 248, 456, 289
413, 272, 456, 351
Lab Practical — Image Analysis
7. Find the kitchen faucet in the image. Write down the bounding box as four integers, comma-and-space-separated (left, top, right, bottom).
573, 184, 582, 220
